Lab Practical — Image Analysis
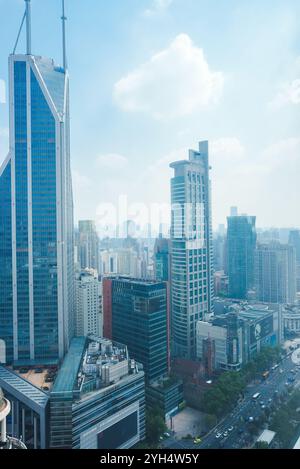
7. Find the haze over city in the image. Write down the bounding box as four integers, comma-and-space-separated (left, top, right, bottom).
1, 0, 299, 232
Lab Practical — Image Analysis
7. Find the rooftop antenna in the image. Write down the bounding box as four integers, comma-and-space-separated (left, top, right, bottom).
61, 0, 67, 70
25, 0, 31, 55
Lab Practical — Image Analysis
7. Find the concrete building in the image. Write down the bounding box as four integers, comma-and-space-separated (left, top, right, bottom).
75, 269, 102, 337
196, 302, 283, 369
77, 220, 100, 272
282, 304, 300, 335
49, 336, 145, 449
196, 317, 243, 371
100, 248, 141, 278
255, 242, 297, 304
170, 141, 214, 359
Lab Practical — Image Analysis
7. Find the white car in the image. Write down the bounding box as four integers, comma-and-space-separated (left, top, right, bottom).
223, 431, 228, 437
215, 432, 222, 439
228, 426, 234, 432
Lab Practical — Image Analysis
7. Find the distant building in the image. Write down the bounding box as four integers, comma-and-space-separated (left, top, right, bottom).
103, 277, 168, 384
227, 212, 257, 299
100, 248, 141, 278
214, 271, 229, 297
255, 242, 297, 304
170, 141, 214, 359
289, 230, 300, 292
282, 304, 300, 335
78, 220, 100, 272
75, 269, 102, 337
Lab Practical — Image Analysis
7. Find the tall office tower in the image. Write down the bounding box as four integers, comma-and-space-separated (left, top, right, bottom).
0, 1, 74, 363
75, 269, 102, 337
289, 230, 300, 292
103, 277, 168, 384
78, 220, 100, 272
255, 242, 297, 304
170, 141, 214, 359
227, 213, 257, 299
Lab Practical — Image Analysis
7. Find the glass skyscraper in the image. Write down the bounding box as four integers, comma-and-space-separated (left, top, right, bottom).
227, 214, 257, 299
170, 141, 214, 359
0, 4, 74, 364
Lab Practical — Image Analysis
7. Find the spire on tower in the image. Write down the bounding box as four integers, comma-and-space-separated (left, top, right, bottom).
61, 0, 67, 70
25, 0, 31, 55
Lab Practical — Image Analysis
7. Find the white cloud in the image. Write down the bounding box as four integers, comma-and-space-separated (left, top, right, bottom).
113, 34, 224, 120
144, 0, 173, 17
96, 153, 128, 170
270, 78, 300, 109
0, 79, 6, 104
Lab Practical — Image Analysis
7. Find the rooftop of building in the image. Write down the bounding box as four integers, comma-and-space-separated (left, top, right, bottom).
105, 275, 166, 287
0, 366, 49, 410
52, 336, 142, 401
52, 337, 87, 394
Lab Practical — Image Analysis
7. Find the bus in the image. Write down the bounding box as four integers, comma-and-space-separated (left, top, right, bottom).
252, 392, 261, 400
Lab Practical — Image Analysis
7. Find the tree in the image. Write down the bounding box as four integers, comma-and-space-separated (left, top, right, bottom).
255, 441, 269, 449
205, 414, 217, 430
146, 407, 167, 445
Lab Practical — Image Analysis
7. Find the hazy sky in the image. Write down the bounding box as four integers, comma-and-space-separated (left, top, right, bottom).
1, 0, 300, 232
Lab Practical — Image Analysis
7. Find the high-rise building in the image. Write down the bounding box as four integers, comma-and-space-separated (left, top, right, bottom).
255, 242, 297, 304
170, 141, 214, 359
289, 230, 300, 292
103, 277, 168, 384
227, 212, 257, 299
77, 220, 100, 272
49, 337, 145, 449
0, 1, 74, 364
75, 269, 102, 337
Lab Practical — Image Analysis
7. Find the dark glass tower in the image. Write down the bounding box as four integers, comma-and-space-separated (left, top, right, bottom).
0, 1, 74, 363
227, 214, 256, 299
109, 277, 168, 384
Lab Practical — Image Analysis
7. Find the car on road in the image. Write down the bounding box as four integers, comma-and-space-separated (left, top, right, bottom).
164, 432, 170, 438
248, 416, 254, 422
193, 437, 202, 444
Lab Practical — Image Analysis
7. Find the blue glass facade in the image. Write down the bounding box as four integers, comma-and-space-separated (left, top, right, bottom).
30, 70, 58, 358
0, 53, 74, 364
14, 61, 30, 360
0, 161, 13, 361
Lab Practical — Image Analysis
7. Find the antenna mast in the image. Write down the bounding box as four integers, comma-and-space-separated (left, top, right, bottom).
61, 0, 67, 70
25, 0, 31, 55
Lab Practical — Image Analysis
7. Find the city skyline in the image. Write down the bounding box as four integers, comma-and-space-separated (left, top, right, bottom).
0, 0, 299, 232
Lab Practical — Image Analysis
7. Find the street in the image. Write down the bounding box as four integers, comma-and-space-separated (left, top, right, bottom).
162, 352, 300, 449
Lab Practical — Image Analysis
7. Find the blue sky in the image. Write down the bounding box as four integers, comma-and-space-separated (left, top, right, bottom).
1, 0, 300, 233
